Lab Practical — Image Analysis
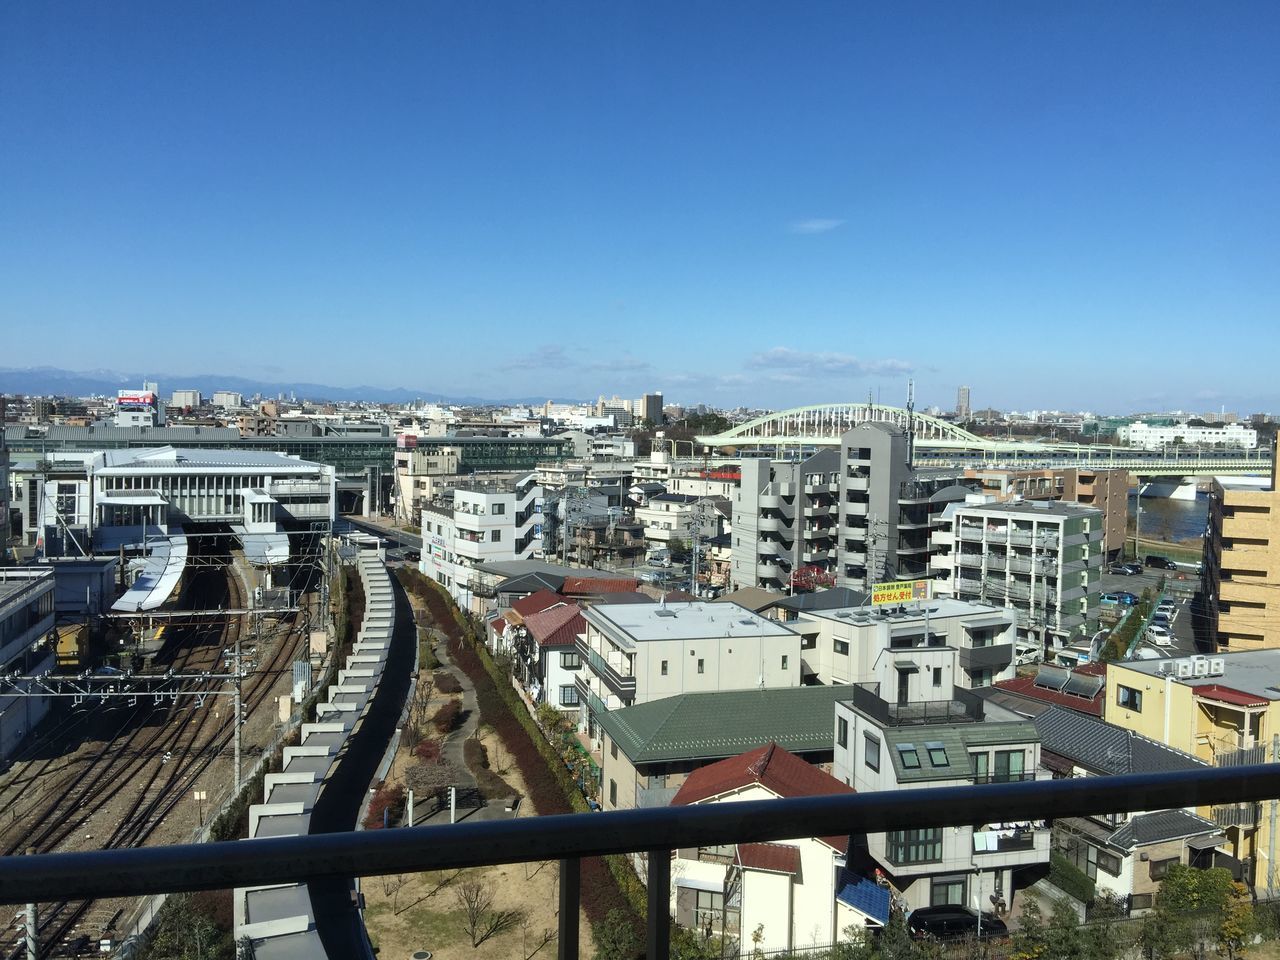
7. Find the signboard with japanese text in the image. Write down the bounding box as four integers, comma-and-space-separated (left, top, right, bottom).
117, 391, 156, 406
871, 579, 931, 606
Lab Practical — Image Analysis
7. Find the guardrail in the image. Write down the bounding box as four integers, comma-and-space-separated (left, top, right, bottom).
1, 767, 1278, 960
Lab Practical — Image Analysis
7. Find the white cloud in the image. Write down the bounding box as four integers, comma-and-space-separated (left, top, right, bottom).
746, 347, 914, 377
788, 218, 845, 235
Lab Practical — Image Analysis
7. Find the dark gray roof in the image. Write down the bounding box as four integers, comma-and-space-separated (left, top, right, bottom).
650, 493, 701, 504
774, 587, 868, 612
496, 572, 566, 595
1034, 707, 1207, 776
1108, 809, 1220, 850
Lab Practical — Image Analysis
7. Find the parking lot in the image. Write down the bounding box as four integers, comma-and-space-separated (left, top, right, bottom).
1099, 563, 1203, 657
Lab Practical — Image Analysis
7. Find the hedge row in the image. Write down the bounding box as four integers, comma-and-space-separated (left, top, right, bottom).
395, 567, 643, 935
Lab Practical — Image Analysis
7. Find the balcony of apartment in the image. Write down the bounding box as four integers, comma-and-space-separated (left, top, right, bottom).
846, 472, 870, 491
957, 523, 987, 541
759, 494, 782, 511
803, 523, 835, 541
804, 480, 839, 495
845, 499, 868, 517
757, 560, 784, 579
757, 515, 785, 534
849, 683, 985, 726
954, 577, 984, 596
777, 482, 797, 498
1221, 512, 1273, 542
1213, 802, 1261, 829
1007, 555, 1051, 575
575, 636, 637, 700
756, 538, 785, 558
802, 547, 835, 564
972, 824, 1050, 867
803, 502, 832, 519
959, 643, 1014, 672
6, 766, 1277, 960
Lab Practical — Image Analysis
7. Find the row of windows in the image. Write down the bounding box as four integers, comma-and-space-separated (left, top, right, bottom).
843, 724, 1026, 781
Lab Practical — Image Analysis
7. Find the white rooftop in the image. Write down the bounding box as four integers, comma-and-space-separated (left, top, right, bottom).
583, 600, 796, 645
802, 597, 1013, 627
1118, 649, 1280, 701
98, 446, 323, 472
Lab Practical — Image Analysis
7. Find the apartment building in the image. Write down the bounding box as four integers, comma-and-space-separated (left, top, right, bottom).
634, 493, 720, 551
1120, 420, 1257, 450
1205, 467, 1280, 651
1106, 651, 1280, 889
0, 568, 57, 759
792, 598, 1018, 689
964, 467, 1128, 560
575, 600, 801, 741
420, 473, 543, 614
833, 684, 1049, 913
949, 499, 1103, 653
393, 435, 461, 523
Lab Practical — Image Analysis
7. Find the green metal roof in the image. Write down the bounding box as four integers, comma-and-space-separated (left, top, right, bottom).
881, 721, 1040, 783
598, 685, 857, 764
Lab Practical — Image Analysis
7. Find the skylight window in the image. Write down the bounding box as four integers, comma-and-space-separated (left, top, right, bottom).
897, 744, 921, 769
925, 741, 949, 767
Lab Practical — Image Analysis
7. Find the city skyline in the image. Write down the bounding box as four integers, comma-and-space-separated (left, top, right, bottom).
2, 3, 1277, 411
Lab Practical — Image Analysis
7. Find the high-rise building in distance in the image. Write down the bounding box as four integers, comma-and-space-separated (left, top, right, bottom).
956, 385, 971, 419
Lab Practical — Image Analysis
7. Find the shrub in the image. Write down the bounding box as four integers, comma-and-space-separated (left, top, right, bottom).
364, 782, 407, 830
1050, 850, 1096, 903
432, 699, 463, 733
464, 738, 521, 801
414, 738, 443, 762
435, 671, 463, 695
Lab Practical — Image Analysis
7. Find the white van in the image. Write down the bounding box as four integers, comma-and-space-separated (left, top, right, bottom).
1014, 641, 1041, 666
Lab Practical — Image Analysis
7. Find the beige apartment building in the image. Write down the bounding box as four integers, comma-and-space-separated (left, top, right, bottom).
1206, 461, 1280, 650
964, 467, 1128, 560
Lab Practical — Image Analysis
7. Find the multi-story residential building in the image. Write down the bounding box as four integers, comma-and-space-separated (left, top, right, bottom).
0, 567, 57, 758
576, 600, 801, 741
634, 493, 719, 552
1119, 420, 1257, 450
641, 392, 664, 426
792, 598, 1018, 689
392, 435, 461, 523
1205, 467, 1280, 650
211, 391, 244, 409
949, 499, 1103, 653
668, 470, 740, 500
956, 386, 971, 420
834, 684, 1049, 914
669, 744, 883, 954
1034, 707, 1226, 909
963, 467, 1129, 560
1105, 651, 1280, 889
420, 474, 543, 614
170, 389, 202, 409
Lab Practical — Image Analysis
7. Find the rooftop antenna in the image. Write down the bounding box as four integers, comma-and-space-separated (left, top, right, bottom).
906, 379, 916, 469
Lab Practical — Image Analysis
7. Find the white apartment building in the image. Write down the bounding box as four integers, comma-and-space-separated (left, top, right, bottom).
635, 493, 718, 549
1119, 420, 1258, 450
171, 389, 202, 409
833, 685, 1049, 913
793, 598, 1018, 689
211, 391, 244, 409
393, 437, 461, 522
575, 601, 801, 741
950, 499, 1102, 654
420, 474, 543, 614
0, 568, 57, 759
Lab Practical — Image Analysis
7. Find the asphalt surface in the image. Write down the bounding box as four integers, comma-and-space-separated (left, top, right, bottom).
1099, 563, 1204, 657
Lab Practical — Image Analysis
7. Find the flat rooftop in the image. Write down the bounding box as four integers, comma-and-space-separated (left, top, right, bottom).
100, 446, 326, 471
957, 499, 1100, 519
802, 597, 1012, 627
0, 567, 54, 608
1116, 650, 1280, 702
584, 600, 796, 645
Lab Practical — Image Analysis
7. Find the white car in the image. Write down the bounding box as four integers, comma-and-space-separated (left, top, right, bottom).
1147, 625, 1174, 646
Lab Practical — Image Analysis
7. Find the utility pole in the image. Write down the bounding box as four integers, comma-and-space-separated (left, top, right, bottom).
1269, 733, 1278, 899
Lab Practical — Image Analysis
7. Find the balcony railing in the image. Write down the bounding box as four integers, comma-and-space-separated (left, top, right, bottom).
1, 768, 1276, 960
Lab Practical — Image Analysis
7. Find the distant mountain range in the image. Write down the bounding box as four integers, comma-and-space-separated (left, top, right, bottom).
0, 366, 580, 406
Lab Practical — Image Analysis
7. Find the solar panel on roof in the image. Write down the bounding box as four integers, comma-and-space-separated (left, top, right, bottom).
1063, 673, 1105, 698
1034, 664, 1070, 691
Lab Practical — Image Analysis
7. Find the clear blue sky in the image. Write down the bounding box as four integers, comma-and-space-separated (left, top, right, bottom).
2, 2, 1277, 412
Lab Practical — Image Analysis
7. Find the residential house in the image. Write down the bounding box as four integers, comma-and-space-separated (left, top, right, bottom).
979, 661, 1108, 719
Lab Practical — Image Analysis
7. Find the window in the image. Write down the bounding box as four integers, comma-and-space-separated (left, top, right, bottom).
834, 639, 849, 656
971, 752, 990, 781
864, 734, 880, 772
837, 717, 848, 748
559, 685, 579, 707
933, 666, 943, 687
490, 530, 502, 542
609, 780, 617, 807
994, 750, 1025, 782
492, 502, 505, 515
1117, 685, 1143, 712
925, 741, 949, 767
660, 659, 669, 676
781, 655, 789, 670
931, 876, 966, 906
886, 828, 943, 865
560, 652, 581, 669
697, 659, 705, 674
897, 744, 921, 769
611, 741, 618, 759
696, 846, 734, 865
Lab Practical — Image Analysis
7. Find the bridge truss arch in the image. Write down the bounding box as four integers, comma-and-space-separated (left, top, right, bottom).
696, 403, 995, 451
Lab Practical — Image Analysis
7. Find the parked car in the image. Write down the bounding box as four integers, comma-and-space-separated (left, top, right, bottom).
907, 906, 1009, 941
1108, 562, 1143, 576
1113, 592, 1139, 606
1145, 556, 1179, 570
1147, 625, 1174, 646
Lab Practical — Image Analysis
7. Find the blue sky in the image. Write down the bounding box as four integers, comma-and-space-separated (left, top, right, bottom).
2, 2, 1277, 412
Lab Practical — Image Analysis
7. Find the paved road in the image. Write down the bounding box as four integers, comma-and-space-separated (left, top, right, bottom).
1100, 565, 1204, 657
341, 515, 424, 552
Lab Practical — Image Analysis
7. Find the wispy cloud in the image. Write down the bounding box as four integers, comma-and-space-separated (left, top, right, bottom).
502, 344, 570, 371
788, 218, 845, 235
746, 347, 914, 377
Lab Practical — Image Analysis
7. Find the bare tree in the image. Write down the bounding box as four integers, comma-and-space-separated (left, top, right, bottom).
521, 917, 558, 960
381, 873, 409, 912
406, 673, 436, 745
454, 880, 523, 948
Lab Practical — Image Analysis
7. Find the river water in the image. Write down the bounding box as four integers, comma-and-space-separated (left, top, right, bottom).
1129, 491, 1209, 543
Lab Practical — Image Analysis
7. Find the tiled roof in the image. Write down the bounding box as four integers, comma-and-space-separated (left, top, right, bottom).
561, 576, 639, 596
1108, 809, 1221, 850
836, 874, 891, 925
673, 743, 854, 852
712, 587, 785, 613
597, 685, 857, 765
994, 672, 1106, 717
1033, 707, 1207, 776
736, 842, 801, 875
1192, 684, 1269, 708
510, 589, 565, 620
489, 618, 507, 635
523, 603, 585, 648
496, 572, 567, 596
773, 587, 867, 612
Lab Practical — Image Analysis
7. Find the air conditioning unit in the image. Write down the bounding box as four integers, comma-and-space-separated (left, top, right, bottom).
1176, 660, 1194, 679
1193, 658, 1210, 677
1210, 658, 1226, 676
1156, 661, 1173, 675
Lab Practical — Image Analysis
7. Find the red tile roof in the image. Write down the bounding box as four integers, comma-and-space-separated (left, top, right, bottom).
510, 589, 564, 621
523, 603, 585, 648
561, 576, 639, 596
736, 842, 800, 875
1192, 684, 1269, 708
672, 743, 854, 852
489, 618, 507, 636
994, 670, 1106, 717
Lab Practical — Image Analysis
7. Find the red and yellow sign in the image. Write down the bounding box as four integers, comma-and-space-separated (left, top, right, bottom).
871, 579, 931, 606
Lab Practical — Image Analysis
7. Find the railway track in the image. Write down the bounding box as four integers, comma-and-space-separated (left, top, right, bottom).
0, 544, 309, 958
